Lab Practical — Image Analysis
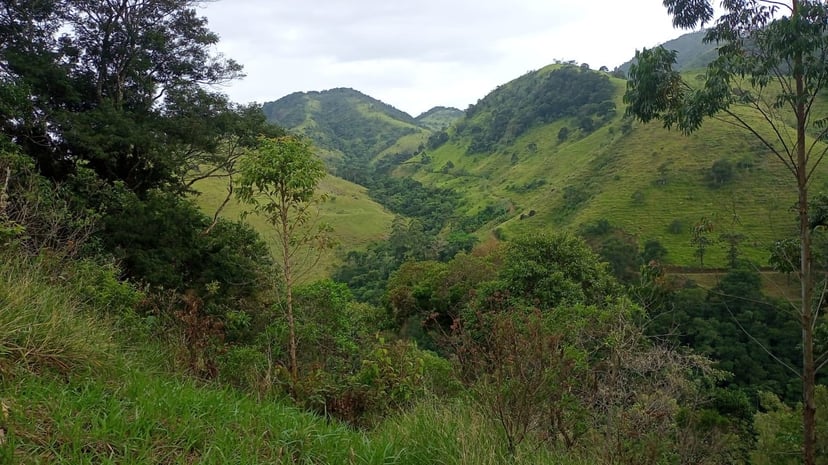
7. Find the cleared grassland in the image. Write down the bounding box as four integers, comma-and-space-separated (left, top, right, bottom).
408, 74, 826, 269
192, 174, 394, 281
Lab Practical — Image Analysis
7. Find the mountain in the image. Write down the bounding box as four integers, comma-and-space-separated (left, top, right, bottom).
415, 106, 464, 131
394, 63, 826, 268
262, 88, 429, 184
252, 45, 825, 271
616, 29, 718, 75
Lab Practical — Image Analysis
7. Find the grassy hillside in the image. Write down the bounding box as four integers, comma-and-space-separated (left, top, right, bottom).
1, 254, 588, 465
616, 29, 717, 74
402, 66, 825, 268
192, 174, 394, 281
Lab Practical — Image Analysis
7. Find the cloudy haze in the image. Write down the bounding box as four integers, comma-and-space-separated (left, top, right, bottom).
197, 1, 687, 116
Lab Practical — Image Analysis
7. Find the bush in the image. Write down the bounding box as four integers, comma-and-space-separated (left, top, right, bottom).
630, 189, 646, 205
218, 345, 270, 393
708, 159, 735, 186
668, 219, 685, 234
351, 339, 441, 423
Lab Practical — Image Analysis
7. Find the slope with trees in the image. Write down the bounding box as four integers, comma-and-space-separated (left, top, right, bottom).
624, 1, 828, 462
262, 87, 428, 183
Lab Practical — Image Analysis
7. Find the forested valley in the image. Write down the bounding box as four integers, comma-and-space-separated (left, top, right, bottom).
1, 1, 827, 464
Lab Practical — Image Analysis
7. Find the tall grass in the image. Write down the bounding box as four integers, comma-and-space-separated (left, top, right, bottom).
0, 254, 115, 375
373, 399, 590, 465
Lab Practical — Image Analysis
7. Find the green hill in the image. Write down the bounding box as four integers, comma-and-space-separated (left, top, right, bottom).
397, 63, 825, 268
254, 58, 825, 271
262, 88, 429, 185
192, 174, 394, 282
616, 29, 717, 74
415, 106, 464, 131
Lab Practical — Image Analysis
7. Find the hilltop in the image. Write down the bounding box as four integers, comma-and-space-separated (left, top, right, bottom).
616, 29, 717, 75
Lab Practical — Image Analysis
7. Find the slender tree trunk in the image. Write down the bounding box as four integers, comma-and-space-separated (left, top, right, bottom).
793, 10, 817, 460
278, 196, 298, 390
799, 167, 817, 465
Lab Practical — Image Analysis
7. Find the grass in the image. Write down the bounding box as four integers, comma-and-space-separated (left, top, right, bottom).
192, 174, 394, 281
408, 73, 823, 269
0, 255, 115, 376
0, 254, 596, 464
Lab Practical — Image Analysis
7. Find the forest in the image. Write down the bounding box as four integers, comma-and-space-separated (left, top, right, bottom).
1, 0, 827, 464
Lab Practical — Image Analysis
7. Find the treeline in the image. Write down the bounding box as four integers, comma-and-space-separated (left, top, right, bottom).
456, 65, 616, 153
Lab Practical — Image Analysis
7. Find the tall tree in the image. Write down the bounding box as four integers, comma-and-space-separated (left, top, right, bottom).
0, 0, 242, 191
236, 135, 331, 386
624, 1, 828, 463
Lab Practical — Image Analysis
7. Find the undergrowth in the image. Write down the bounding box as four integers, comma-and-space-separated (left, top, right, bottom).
0, 253, 582, 465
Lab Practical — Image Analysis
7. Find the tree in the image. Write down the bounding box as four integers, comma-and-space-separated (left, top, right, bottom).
0, 0, 243, 192
624, 2, 828, 462
690, 217, 714, 268
237, 135, 331, 386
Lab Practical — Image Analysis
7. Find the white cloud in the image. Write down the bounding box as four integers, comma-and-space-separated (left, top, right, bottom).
198, 0, 689, 116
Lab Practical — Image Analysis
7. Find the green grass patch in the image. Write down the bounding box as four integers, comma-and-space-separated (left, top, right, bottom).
0, 255, 116, 376
192, 174, 393, 281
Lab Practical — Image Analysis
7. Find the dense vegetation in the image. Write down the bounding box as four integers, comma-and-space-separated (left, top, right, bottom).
457, 65, 616, 153
615, 29, 717, 75
262, 88, 425, 184
415, 106, 464, 131
1, 1, 826, 464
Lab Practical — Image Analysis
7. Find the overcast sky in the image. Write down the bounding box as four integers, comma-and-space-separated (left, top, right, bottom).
196, 1, 688, 117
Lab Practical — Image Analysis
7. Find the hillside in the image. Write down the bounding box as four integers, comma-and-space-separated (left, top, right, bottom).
192, 174, 394, 281
397, 63, 826, 268
262, 88, 429, 184
415, 106, 465, 131
0, 255, 571, 465
616, 29, 717, 74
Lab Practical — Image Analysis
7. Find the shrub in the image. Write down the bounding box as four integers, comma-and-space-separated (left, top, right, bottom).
668, 219, 685, 234
708, 159, 735, 186
630, 189, 646, 205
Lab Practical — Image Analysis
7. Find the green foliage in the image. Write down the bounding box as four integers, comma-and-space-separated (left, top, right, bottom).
708, 159, 735, 187
386, 252, 497, 340
368, 177, 461, 233
616, 30, 717, 75
458, 204, 509, 232
293, 279, 363, 370
0, 0, 243, 192
752, 386, 828, 465
668, 218, 685, 235
646, 265, 807, 401
496, 233, 620, 309
102, 190, 271, 310
460, 65, 616, 153
262, 88, 422, 183
690, 217, 715, 268
454, 296, 746, 463
641, 239, 668, 264
416, 106, 465, 131
0, 254, 118, 376
352, 338, 457, 425
597, 235, 641, 283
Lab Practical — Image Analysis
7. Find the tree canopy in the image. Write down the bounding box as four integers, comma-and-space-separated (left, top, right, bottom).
0, 0, 244, 192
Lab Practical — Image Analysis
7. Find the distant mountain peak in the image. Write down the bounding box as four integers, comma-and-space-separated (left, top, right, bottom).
416, 106, 464, 131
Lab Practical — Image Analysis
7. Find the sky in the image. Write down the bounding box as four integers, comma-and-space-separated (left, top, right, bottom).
196, 0, 688, 117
